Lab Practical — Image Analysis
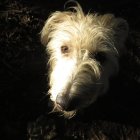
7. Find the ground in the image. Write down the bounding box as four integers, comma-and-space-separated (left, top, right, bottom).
0, 0, 140, 140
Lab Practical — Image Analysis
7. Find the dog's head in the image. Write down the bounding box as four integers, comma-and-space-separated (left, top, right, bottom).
41, 3, 128, 118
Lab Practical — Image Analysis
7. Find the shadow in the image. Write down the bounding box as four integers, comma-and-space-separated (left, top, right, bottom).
0, 0, 140, 139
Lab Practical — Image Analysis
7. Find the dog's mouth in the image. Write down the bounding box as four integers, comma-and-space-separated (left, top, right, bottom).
61, 110, 77, 119
54, 103, 77, 119
49, 81, 100, 118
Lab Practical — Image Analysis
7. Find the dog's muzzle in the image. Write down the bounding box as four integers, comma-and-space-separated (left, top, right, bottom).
56, 91, 81, 111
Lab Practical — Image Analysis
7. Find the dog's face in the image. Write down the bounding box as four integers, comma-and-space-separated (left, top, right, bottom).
41, 4, 128, 118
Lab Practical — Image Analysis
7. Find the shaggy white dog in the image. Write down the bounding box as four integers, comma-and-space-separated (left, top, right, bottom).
41, 2, 128, 118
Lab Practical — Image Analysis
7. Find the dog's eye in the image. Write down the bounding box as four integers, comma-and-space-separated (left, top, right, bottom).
94, 52, 106, 64
61, 46, 69, 54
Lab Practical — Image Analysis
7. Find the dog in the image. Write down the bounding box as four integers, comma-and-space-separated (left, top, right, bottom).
41, 2, 128, 118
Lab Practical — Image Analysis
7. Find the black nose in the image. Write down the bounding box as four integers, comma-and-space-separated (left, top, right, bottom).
56, 94, 81, 111
56, 94, 69, 111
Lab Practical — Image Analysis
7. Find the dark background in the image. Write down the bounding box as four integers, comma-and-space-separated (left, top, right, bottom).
0, 0, 140, 140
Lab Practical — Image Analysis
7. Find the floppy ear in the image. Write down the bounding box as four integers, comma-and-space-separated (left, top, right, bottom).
113, 17, 129, 43
101, 14, 129, 42
112, 18, 129, 53
97, 14, 129, 54
41, 11, 67, 46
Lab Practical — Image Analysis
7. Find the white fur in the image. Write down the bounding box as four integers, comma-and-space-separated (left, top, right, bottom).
41, 3, 128, 118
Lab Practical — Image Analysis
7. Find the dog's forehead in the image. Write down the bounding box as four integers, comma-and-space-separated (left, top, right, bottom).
49, 13, 112, 54
55, 23, 96, 50
61, 18, 93, 36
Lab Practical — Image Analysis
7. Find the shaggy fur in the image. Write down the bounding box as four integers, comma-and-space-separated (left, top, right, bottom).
41, 3, 128, 118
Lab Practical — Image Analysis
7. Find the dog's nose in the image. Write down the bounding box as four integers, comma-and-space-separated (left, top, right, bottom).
56, 94, 80, 111
56, 94, 69, 111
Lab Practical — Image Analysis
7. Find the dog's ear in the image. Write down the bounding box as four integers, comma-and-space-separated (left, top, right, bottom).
113, 17, 129, 43
112, 17, 129, 53
41, 11, 68, 46
100, 14, 129, 42
100, 14, 129, 52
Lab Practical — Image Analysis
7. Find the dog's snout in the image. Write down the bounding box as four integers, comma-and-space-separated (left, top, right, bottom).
56, 94, 69, 111
56, 94, 78, 111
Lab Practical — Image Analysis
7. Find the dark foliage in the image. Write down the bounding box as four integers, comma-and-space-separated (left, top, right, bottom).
0, 0, 140, 140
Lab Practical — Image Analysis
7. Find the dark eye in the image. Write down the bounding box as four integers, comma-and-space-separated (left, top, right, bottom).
94, 52, 106, 64
61, 46, 69, 54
